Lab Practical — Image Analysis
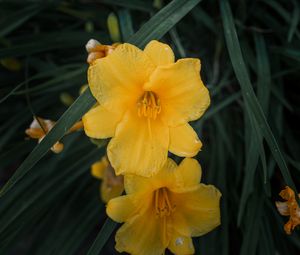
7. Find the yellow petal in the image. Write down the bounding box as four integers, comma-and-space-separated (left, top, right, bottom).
124, 158, 177, 195
91, 157, 108, 179
168, 229, 195, 255
169, 123, 202, 157
114, 204, 171, 255
82, 105, 121, 139
107, 110, 169, 177
171, 184, 221, 237
106, 194, 137, 222
101, 182, 124, 203
172, 158, 202, 190
88, 43, 155, 114
145, 58, 210, 126
144, 40, 174, 66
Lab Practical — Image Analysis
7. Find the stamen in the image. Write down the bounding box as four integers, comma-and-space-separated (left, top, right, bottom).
137, 91, 161, 120
154, 188, 175, 218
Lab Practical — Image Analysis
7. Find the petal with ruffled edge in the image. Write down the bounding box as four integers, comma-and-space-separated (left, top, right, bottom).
124, 158, 177, 195
114, 202, 171, 255
82, 105, 121, 139
168, 229, 195, 255
145, 58, 210, 126
107, 110, 169, 177
170, 158, 202, 191
171, 184, 221, 237
88, 43, 155, 114
144, 40, 174, 66
169, 123, 202, 157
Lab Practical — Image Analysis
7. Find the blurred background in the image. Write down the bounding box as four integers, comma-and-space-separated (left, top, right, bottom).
0, 0, 300, 254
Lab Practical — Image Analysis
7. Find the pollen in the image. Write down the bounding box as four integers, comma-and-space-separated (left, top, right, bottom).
137, 91, 161, 120
154, 187, 176, 218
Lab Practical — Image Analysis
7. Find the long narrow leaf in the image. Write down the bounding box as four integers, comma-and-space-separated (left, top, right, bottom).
219, 0, 297, 194
127, 0, 202, 48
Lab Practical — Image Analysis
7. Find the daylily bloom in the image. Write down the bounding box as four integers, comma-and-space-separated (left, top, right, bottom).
25, 117, 83, 153
85, 39, 119, 64
91, 156, 124, 203
276, 186, 300, 234
83, 40, 210, 177
106, 158, 221, 255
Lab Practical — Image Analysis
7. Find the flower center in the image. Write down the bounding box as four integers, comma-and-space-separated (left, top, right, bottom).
154, 187, 176, 218
137, 91, 161, 119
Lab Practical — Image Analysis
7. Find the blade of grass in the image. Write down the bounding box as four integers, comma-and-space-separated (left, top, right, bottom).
0, 4, 44, 37
99, 0, 154, 12
118, 9, 134, 41
127, 0, 202, 48
220, 0, 297, 195
169, 27, 186, 57
288, 0, 299, 42
86, 218, 117, 255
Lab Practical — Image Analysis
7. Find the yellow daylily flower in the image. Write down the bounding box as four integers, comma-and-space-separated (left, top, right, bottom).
91, 156, 124, 203
106, 158, 221, 255
85, 39, 119, 64
25, 117, 83, 153
83, 40, 210, 177
276, 186, 300, 234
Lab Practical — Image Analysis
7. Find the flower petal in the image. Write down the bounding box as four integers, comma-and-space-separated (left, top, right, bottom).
82, 105, 121, 139
106, 194, 137, 223
171, 184, 221, 237
168, 229, 195, 255
107, 110, 169, 177
144, 40, 175, 66
114, 204, 171, 255
172, 158, 202, 190
124, 158, 177, 195
88, 43, 155, 114
145, 58, 210, 126
169, 123, 202, 157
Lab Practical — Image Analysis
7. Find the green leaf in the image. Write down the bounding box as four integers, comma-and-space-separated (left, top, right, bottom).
0, 4, 43, 37
220, 0, 297, 194
118, 9, 134, 42
86, 218, 117, 255
99, 0, 154, 12
127, 0, 202, 48
0, 32, 108, 58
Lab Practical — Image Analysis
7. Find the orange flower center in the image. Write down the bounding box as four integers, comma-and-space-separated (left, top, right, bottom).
137, 91, 161, 120
154, 187, 176, 218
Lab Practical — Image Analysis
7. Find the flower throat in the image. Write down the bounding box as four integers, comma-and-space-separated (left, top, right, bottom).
137, 91, 161, 119
155, 188, 176, 218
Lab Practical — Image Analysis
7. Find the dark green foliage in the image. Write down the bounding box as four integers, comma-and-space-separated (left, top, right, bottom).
0, 0, 299, 254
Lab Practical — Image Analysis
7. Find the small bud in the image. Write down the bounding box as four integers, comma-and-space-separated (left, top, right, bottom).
85, 39, 101, 53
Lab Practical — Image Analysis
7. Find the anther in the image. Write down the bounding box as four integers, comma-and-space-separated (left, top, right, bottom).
137, 91, 161, 120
